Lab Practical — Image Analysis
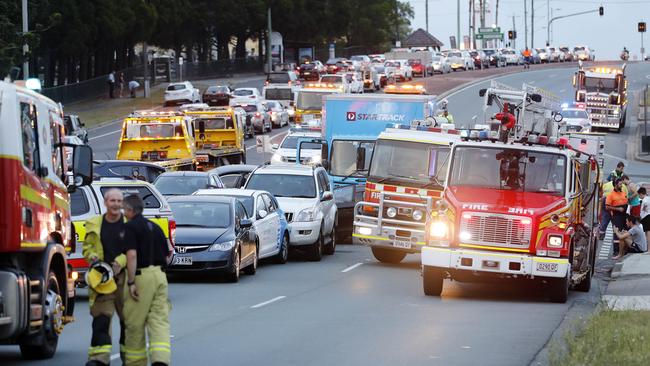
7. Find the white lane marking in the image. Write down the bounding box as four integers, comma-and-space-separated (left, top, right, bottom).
341, 262, 363, 273
559, 88, 566, 93
599, 227, 613, 259
110, 354, 120, 361
89, 129, 121, 141
251, 296, 286, 309
549, 74, 557, 78
245, 130, 288, 151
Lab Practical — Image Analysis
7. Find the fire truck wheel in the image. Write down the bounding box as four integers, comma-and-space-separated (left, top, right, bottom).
548, 268, 570, 303
422, 266, 444, 296
20, 271, 61, 359
371, 247, 406, 264
575, 243, 596, 293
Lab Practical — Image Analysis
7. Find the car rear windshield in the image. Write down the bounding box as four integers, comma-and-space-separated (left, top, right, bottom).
154, 176, 210, 196
167, 84, 186, 91
265, 88, 293, 101
206, 86, 228, 93
99, 186, 161, 208
408, 59, 421, 65
574, 46, 585, 51
237, 105, 258, 113
246, 174, 316, 198
300, 64, 315, 70
267, 73, 290, 83
169, 201, 231, 228
483, 49, 496, 55
449, 52, 462, 57
233, 89, 253, 96
320, 75, 341, 83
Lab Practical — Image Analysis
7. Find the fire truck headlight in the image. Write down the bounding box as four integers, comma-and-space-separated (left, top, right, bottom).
459, 231, 471, 241
429, 221, 449, 239
386, 207, 397, 218
412, 210, 424, 221
356, 226, 372, 236
548, 235, 563, 248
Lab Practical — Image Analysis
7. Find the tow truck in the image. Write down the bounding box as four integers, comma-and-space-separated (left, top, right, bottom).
421, 81, 603, 303
292, 83, 342, 125
181, 105, 247, 169
0, 79, 93, 358
573, 63, 627, 133
116, 110, 196, 170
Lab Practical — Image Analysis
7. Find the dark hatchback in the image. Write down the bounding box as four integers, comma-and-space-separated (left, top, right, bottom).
167, 196, 257, 282
93, 160, 166, 183
202, 85, 231, 106
298, 63, 319, 81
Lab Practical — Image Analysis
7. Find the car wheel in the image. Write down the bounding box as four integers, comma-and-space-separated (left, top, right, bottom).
226, 246, 240, 283
309, 227, 324, 262
274, 233, 289, 264
324, 220, 336, 255
244, 243, 258, 275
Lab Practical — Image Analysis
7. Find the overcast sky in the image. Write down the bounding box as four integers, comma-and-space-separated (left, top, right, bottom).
405, 0, 649, 60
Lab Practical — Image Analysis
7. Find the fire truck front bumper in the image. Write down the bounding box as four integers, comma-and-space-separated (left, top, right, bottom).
421, 247, 569, 279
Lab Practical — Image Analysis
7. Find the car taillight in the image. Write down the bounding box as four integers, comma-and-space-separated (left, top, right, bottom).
255, 112, 261, 117
249, 95, 255, 98
168, 219, 176, 253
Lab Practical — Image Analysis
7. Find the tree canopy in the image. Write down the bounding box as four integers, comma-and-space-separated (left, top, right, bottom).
0, 0, 413, 86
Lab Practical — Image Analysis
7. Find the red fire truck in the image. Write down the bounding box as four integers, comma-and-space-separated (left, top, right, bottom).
0, 80, 93, 358
421, 81, 603, 303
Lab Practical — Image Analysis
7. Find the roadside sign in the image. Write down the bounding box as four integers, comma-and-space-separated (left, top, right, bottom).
479, 27, 500, 33
475, 33, 503, 40
178, 57, 183, 65
256, 135, 271, 153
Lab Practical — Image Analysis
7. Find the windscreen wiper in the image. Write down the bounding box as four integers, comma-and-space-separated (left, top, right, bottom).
341, 169, 368, 182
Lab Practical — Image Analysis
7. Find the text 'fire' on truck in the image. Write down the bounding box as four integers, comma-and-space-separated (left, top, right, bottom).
116, 110, 197, 170
421, 80, 604, 303
573, 62, 627, 133
1, 79, 94, 359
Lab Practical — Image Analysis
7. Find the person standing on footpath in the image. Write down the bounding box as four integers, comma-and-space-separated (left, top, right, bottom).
599, 178, 628, 239
83, 189, 127, 366
621, 175, 641, 217
108, 70, 116, 99
122, 195, 171, 366
639, 187, 650, 245
606, 178, 629, 256
607, 161, 625, 182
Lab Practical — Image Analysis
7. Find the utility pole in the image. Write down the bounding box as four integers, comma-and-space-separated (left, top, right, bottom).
546, 0, 550, 45
524, 0, 528, 49
22, 0, 29, 79
457, 0, 461, 49
531, 0, 535, 48
479, 0, 486, 48
512, 15, 516, 49
395, 0, 399, 46
267, 6, 272, 73
472, 0, 476, 49
495, 0, 500, 29
469, 0, 473, 49
425, 0, 429, 33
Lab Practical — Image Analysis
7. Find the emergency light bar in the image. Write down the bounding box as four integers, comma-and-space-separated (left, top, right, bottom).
131, 110, 183, 117
588, 67, 622, 74
384, 84, 426, 94
388, 123, 460, 135
289, 125, 322, 133
305, 83, 341, 90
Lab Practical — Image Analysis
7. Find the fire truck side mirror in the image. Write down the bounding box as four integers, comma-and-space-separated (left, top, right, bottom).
356, 147, 366, 171
72, 145, 93, 188
553, 113, 563, 123
479, 88, 487, 97
530, 94, 542, 103
198, 120, 206, 134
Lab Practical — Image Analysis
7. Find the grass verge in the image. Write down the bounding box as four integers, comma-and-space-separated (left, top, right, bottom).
550, 309, 650, 366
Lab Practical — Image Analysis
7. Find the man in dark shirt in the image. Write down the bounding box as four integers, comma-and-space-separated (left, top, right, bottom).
82, 188, 127, 366
121, 194, 171, 366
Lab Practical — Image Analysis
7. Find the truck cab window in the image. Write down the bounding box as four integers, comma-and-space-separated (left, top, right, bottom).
20, 102, 39, 171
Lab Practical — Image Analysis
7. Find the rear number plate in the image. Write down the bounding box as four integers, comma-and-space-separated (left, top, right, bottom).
536, 262, 558, 273
173, 256, 193, 265
393, 240, 411, 249
196, 155, 209, 162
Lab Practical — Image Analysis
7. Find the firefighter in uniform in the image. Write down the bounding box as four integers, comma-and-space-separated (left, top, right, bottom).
83, 188, 127, 366
122, 194, 171, 366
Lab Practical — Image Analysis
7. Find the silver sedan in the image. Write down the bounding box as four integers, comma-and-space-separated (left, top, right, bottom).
431, 56, 451, 74
264, 100, 289, 128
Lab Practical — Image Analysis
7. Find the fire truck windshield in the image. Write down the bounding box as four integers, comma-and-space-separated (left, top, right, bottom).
584, 77, 616, 92
449, 146, 566, 196
368, 139, 450, 188
296, 91, 330, 110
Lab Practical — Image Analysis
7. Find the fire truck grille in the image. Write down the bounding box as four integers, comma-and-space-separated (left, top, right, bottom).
460, 213, 532, 249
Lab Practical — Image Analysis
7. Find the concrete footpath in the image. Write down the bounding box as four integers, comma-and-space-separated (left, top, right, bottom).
604, 253, 650, 310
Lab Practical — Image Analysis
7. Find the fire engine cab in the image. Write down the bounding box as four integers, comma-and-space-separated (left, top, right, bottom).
0, 79, 93, 358
421, 81, 603, 303
573, 63, 627, 133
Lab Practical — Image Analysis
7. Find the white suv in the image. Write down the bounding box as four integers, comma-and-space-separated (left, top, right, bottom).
271, 130, 323, 165
164, 81, 201, 106
244, 164, 337, 261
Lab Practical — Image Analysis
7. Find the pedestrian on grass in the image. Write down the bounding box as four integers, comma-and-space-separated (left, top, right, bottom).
607, 161, 625, 182
613, 214, 648, 259
639, 187, 650, 245
108, 71, 116, 99
128, 80, 140, 98
122, 195, 171, 366
118, 72, 125, 98
606, 178, 629, 256
83, 189, 127, 366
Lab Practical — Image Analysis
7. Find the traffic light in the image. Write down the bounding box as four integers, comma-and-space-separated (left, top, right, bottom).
599, 6, 604, 16
513, 31, 517, 39
640, 22, 647, 33
508, 30, 514, 40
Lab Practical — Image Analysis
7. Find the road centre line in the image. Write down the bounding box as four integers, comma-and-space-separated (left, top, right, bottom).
251, 296, 286, 309
341, 263, 363, 273
89, 129, 121, 141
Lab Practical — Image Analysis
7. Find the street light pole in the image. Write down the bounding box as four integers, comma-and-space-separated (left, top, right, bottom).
267, 7, 272, 73
524, 0, 528, 49
546, 9, 599, 47
22, 0, 29, 79
457, 0, 461, 49
531, 0, 535, 48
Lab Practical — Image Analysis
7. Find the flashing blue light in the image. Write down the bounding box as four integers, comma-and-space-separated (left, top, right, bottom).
561, 102, 569, 109
478, 130, 489, 140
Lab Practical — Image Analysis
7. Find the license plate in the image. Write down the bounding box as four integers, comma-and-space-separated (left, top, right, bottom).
211, 99, 217, 102
536, 262, 558, 273
393, 240, 411, 249
196, 154, 209, 162
304, 72, 311, 75
303, 114, 314, 121
173, 256, 193, 265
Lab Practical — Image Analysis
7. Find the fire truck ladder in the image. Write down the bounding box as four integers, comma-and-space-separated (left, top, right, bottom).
482, 80, 561, 140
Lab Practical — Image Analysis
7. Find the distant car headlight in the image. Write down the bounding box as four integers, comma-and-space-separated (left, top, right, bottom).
412, 209, 424, 221
209, 240, 235, 251
386, 207, 397, 218
547, 235, 563, 248
295, 207, 318, 222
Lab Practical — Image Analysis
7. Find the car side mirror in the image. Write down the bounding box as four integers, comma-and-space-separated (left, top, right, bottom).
531, 94, 542, 103
321, 191, 334, 202
240, 218, 253, 228
71, 145, 93, 188
479, 88, 487, 97
199, 120, 206, 134
258, 209, 268, 219
271, 143, 279, 150
554, 113, 563, 123
356, 146, 366, 171
290, 101, 295, 107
